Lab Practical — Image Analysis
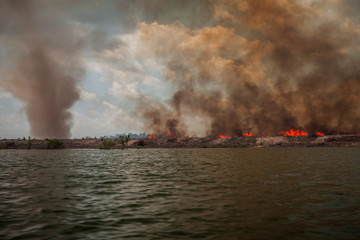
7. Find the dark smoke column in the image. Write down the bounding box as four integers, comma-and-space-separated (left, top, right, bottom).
0, 1, 83, 138
14, 47, 81, 139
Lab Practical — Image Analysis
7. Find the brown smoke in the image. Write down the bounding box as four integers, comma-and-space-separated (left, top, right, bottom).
0, 0, 83, 138
138, 0, 360, 136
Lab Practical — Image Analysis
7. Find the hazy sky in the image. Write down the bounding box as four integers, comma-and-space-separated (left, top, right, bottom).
0, 0, 359, 138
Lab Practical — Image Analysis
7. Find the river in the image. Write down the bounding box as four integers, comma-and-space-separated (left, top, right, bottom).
1, 148, 360, 239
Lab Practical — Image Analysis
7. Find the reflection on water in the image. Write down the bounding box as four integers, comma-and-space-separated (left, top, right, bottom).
1, 148, 360, 239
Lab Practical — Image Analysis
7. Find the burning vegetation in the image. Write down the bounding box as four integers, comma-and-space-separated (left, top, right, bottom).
279, 129, 308, 137
218, 135, 231, 139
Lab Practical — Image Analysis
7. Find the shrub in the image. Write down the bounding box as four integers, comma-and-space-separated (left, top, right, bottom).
27, 136, 35, 149
100, 138, 116, 149
211, 143, 224, 148
46, 139, 65, 149
137, 140, 145, 147
118, 135, 130, 146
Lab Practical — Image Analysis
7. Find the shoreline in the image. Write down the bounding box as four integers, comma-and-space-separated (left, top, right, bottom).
1, 135, 359, 149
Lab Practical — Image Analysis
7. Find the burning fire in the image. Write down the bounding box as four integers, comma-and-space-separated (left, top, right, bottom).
218, 135, 231, 138
168, 132, 176, 138
279, 129, 308, 136
242, 132, 253, 137
149, 130, 356, 139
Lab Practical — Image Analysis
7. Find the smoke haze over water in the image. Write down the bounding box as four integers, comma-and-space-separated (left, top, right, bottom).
0, 0, 359, 138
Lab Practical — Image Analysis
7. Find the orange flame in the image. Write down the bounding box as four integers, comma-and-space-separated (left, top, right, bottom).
218, 135, 231, 138
148, 135, 156, 139
168, 132, 176, 138
242, 132, 253, 137
316, 131, 325, 136
279, 129, 308, 136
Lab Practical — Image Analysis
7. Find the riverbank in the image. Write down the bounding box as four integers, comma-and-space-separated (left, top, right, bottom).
1, 135, 359, 149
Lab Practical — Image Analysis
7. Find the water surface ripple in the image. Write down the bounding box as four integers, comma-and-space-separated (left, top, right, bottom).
1, 148, 360, 239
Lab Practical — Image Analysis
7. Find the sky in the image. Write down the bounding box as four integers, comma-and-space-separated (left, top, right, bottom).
0, 0, 359, 139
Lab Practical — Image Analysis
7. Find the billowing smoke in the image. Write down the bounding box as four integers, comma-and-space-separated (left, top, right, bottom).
137, 0, 360, 136
0, 0, 359, 137
0, 1, 83, 138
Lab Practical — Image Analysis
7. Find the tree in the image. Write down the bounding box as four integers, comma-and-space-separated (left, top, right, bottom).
118, 134, 130, 148
100, 138, 116, 149
46, 139, 65, 149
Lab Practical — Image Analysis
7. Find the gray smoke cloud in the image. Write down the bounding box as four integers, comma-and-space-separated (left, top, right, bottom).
0, 0, 83, 138
137, 0, 360, 136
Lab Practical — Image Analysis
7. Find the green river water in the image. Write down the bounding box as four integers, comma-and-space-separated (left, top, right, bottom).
1, 148, 360, 239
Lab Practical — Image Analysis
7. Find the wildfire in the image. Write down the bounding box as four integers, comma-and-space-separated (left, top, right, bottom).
218, 135, 231, 138
148, 135, 156, 139
279, 129, 308, 136
168, 132, 176, 138
316, 131, 325, 136
242, 132, 253, 137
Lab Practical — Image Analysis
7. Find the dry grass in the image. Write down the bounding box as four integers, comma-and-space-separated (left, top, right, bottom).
256, 136, 288, 146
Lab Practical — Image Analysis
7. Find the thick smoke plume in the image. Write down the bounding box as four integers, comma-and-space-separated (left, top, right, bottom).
0, 1, 83, 138
138, 0, 360, 136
